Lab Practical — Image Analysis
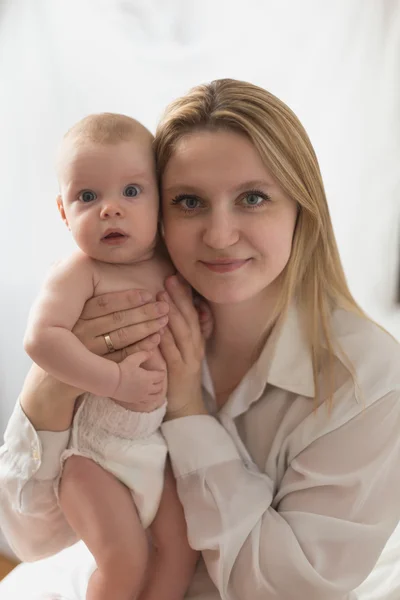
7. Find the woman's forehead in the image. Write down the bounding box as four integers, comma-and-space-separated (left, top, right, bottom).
162, 129, 276, 192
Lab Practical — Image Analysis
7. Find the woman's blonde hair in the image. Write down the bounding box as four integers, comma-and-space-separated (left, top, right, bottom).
154, 78, 367, 402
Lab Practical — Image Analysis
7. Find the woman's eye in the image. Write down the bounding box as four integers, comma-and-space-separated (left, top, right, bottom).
79, 190, 97, 203
124, 184, 140, 198
172, 195, 200, 210
242, 191, 270, 207
183, 197, 199, 209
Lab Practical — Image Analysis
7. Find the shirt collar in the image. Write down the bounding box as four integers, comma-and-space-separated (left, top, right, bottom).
202, 303, 315, 420
264, 302, 315, 399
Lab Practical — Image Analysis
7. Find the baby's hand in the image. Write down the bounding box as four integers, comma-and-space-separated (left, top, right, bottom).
112, 351, 166, 411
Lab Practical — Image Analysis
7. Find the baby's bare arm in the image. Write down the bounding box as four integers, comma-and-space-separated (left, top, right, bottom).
24, 253, 121, 398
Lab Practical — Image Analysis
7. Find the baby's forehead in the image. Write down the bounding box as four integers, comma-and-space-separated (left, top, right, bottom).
59, 132, 151, 158
56, 137, 154, 179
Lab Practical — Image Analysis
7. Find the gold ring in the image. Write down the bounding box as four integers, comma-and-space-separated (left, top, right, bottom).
103, 333, 115, 353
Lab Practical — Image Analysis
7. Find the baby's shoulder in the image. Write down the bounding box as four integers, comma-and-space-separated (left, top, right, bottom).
45, 251, 97, 284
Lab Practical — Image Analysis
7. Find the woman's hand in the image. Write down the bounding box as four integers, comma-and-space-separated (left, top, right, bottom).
73, 288, 170, 363
193, 294, 214, 340
158, 276, 208, 420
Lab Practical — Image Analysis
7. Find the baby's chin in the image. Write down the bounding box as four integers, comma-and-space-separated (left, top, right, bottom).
76, 244, 156, 265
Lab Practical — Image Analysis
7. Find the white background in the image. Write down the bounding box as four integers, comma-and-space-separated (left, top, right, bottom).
0, 0, 399, 440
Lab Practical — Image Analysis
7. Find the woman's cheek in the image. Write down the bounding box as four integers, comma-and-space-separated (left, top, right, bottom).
164, 224, 190, 255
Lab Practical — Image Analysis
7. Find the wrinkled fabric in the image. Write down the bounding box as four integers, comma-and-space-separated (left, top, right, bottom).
1, 306, 399, 599
59, 395, 167, 528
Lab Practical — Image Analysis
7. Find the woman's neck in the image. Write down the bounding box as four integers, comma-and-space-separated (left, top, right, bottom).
206, 288, 279, 404
208, 286, 279, 356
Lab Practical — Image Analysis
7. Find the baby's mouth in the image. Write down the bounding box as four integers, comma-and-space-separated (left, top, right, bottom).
101, 229, 128, 244
102, 229, 128, 240
103, 232, 125, 239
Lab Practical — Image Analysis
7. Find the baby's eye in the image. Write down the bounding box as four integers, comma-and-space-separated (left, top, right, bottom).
123, 184, 140, 198
78, 190, 97, 203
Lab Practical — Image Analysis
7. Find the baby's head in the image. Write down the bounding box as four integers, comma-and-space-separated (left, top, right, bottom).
56, 113, 159, 264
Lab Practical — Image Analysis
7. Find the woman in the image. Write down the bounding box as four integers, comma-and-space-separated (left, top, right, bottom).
1, 79, 400, 600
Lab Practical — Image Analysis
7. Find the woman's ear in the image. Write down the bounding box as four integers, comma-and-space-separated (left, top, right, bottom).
56, 195, 70, 229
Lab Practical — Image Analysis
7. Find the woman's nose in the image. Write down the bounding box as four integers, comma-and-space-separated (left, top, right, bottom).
100, 200, 123, 219
202, 212, 239, 249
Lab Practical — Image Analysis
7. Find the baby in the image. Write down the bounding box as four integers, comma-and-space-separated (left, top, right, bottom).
24, 113, 198, 600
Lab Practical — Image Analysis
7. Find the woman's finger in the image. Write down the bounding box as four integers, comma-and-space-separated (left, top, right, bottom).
164, 276, 202, 346
159, 325, 204, 416
74, 300, 169, 341
73, 312, 169, 355
80, 289, 154, 319
160, 291, 193, 361
194, 296, 214, 340
97, 315, 169, 354
105, 333, 162, 363
159, 325, 182, 370
165, 276, 198, 326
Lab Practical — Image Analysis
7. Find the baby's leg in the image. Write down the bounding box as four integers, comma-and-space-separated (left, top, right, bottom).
59, 455, 149, 600
139, 461, 199, 600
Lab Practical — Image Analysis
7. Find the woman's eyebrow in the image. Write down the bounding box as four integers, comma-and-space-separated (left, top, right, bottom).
232, 179, 275, 193
164, 179, 275, 195
163, 184, 203, 195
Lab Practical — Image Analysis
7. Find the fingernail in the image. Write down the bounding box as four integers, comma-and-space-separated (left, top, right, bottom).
140, 291, 153, 302
158, 316, 168, 325
168, 276, 178, 287
156, 301, 169, 315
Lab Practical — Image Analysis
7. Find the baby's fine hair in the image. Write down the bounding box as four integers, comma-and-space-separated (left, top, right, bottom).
63, 113, 152, 146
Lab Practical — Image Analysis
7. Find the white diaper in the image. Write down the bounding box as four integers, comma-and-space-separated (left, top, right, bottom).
59, 394, 168, 529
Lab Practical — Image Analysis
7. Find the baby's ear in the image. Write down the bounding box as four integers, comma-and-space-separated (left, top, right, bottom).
56, 195, 69, 228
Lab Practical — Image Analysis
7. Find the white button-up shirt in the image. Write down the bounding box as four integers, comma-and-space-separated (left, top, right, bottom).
1, 306, 400, 600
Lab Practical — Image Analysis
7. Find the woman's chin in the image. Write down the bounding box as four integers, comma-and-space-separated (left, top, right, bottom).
196, 286, 257, 306
192, 276, 279, 307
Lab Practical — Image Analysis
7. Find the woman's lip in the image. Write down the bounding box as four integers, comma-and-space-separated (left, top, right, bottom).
200, 259, 249, 273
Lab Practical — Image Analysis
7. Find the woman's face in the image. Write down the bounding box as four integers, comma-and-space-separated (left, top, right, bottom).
161, 129, 298, 305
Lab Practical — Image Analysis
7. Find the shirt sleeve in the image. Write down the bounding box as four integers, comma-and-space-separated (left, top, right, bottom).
0, 400, 78, 562
161, 390, 400, 600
